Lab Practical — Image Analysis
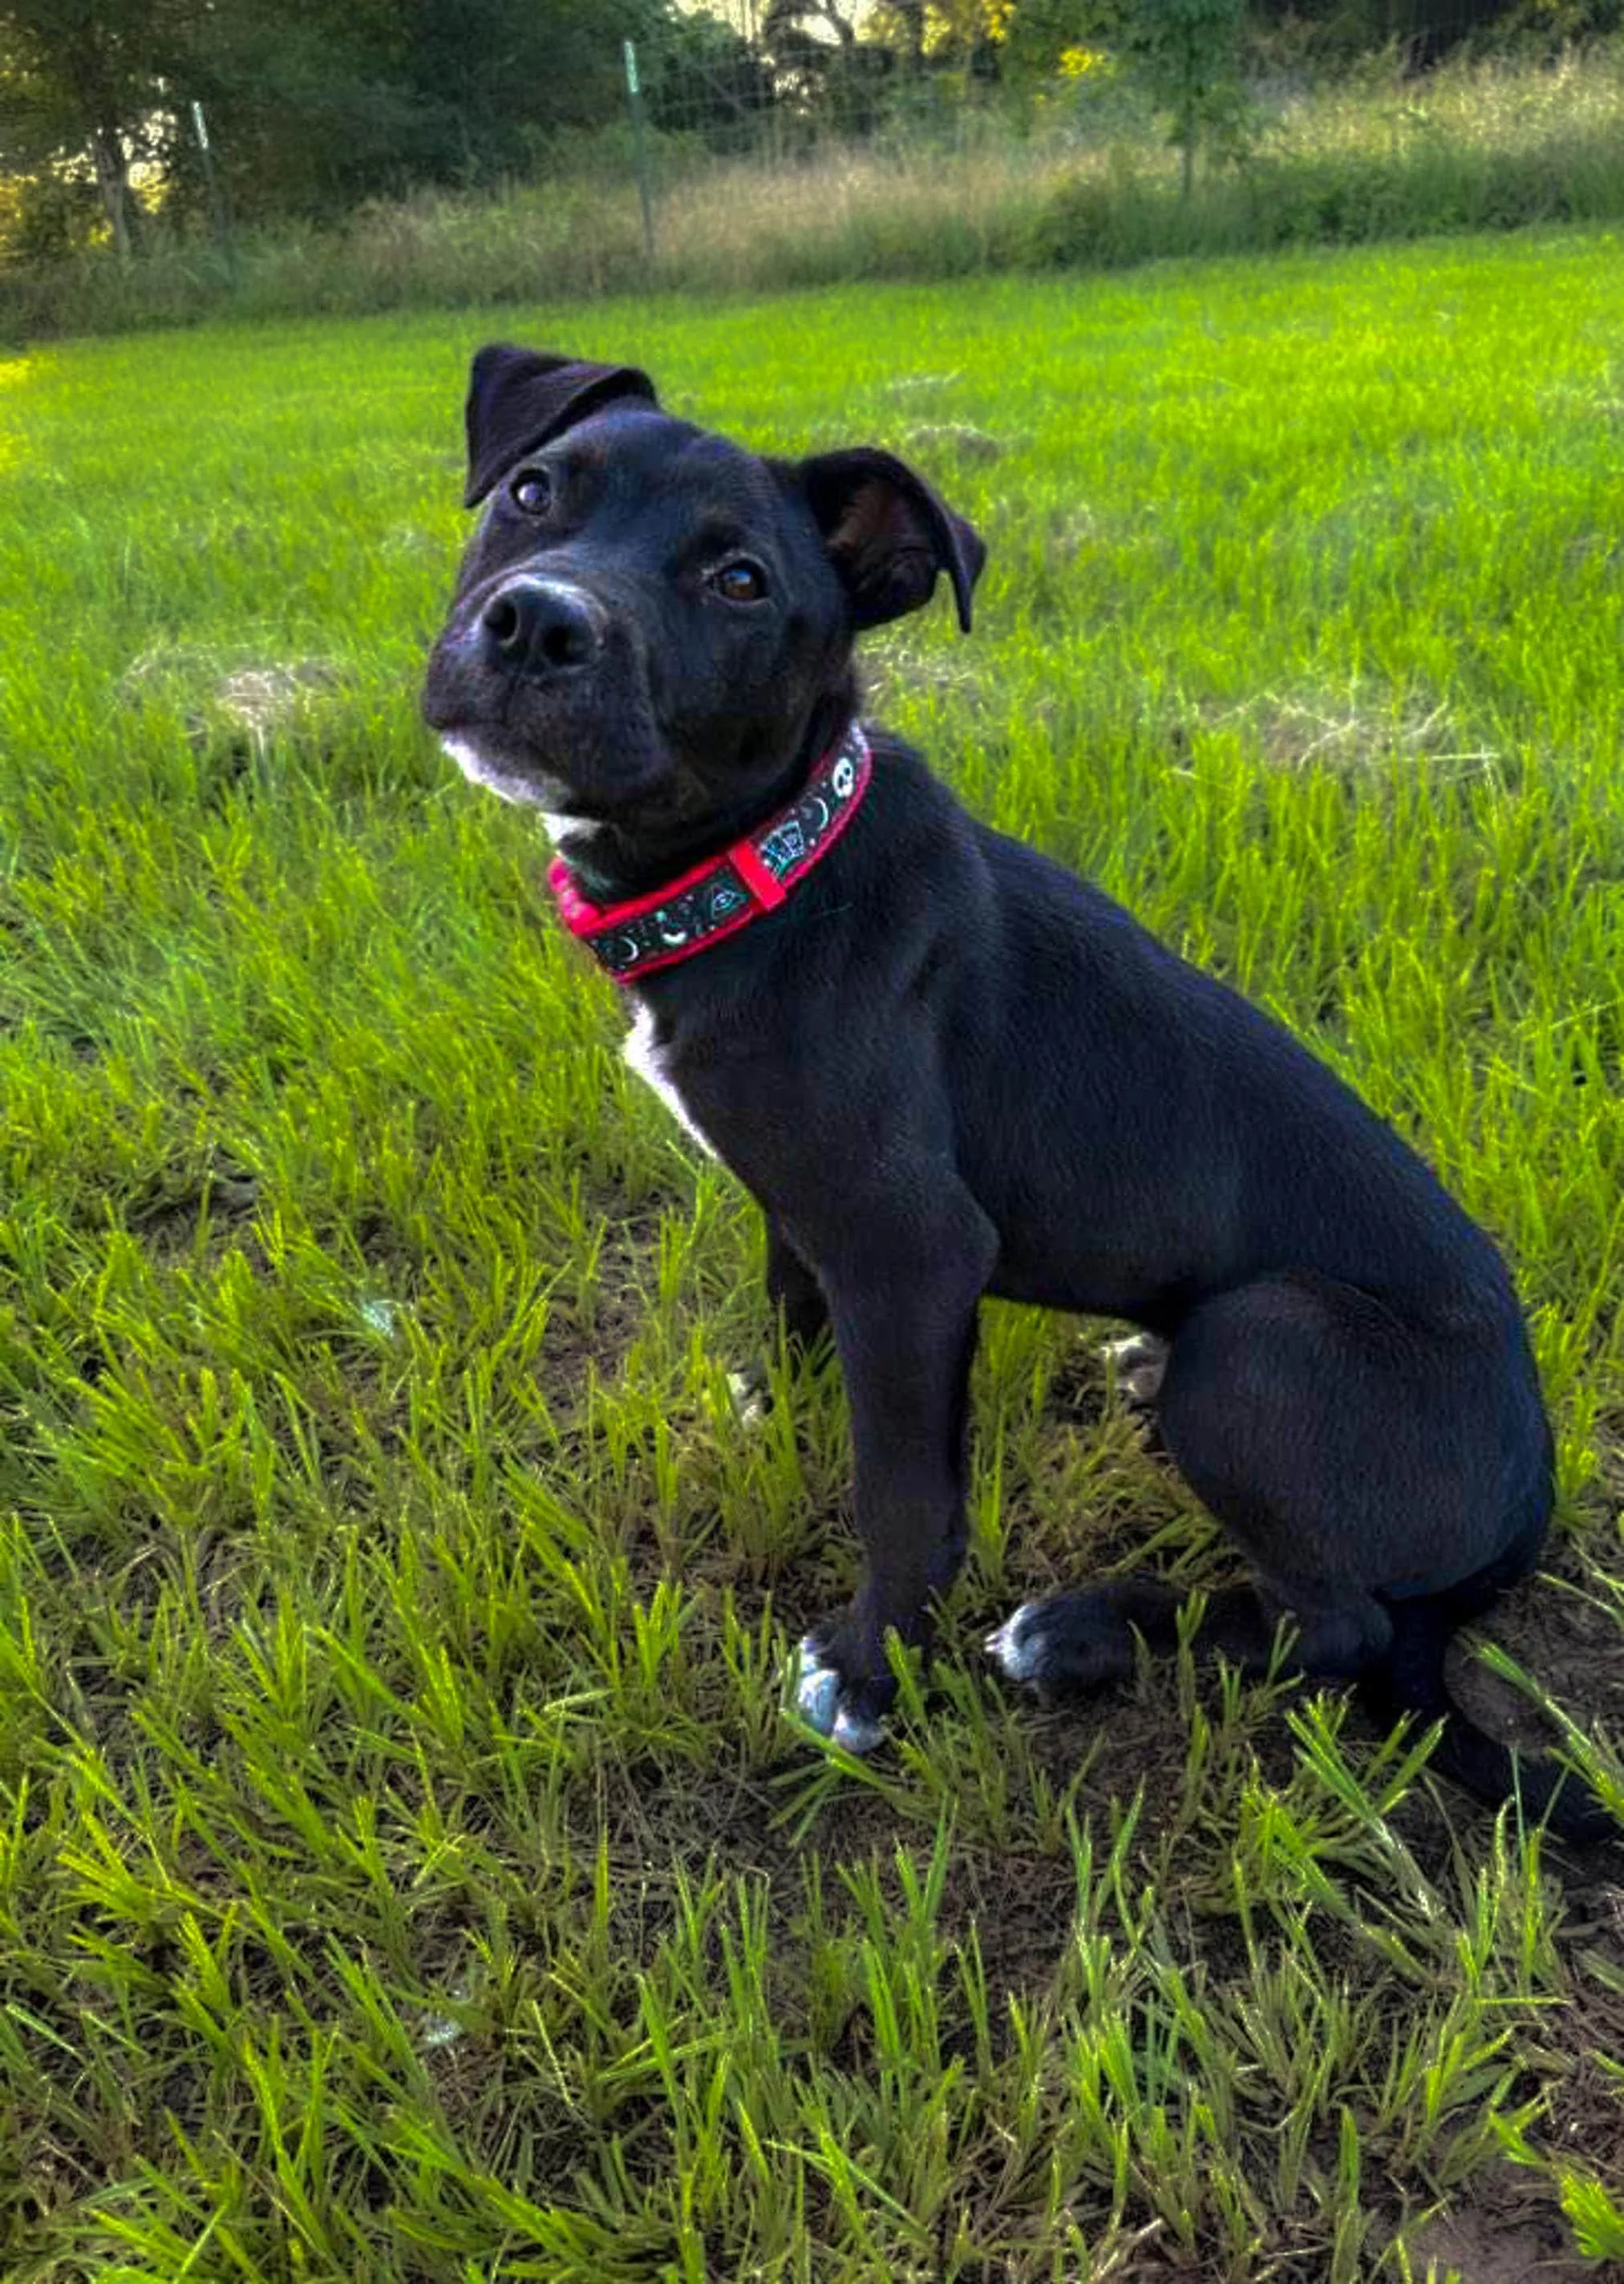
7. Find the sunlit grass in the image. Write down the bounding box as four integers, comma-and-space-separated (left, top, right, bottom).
2, 232, 1622, 2278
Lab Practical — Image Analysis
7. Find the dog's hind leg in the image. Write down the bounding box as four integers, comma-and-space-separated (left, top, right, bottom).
731, 1217, 832, 1428
992, 1271, 1612, 1836
765, 1216, 830, 1354
1148, 1270, 1545, 1626
994, 1273, 1426, 1692
986, 1570, 1391, 1692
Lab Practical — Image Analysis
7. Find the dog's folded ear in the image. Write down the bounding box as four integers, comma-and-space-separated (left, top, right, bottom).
796, 448, 986, 635
463, 344, 658, 508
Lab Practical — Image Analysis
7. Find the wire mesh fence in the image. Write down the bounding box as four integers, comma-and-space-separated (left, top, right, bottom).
3, 4, 1618, 334
603, 6, 1603, 263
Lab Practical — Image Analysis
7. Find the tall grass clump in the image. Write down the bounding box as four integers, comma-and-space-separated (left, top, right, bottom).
1028, 40, 1624, 266
4, 40, 1624, 338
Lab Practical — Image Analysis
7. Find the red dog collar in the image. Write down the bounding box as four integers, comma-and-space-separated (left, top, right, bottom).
549, 723, 872, 983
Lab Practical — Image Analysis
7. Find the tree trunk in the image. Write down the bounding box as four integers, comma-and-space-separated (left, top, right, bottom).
91, 125, 133, 259
893, 0, 925, 70
1179, 47, 1197, 200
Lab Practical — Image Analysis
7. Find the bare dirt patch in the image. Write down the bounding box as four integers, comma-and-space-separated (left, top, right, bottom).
534, 1209, 668, 1419
902, 421, 1007, 465
121, 642, 352, 747
1204, 688, 1500, 776
1410, 2173, 1600, 2284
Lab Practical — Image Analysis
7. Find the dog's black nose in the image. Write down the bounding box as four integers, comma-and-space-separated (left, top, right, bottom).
480, 579, 602, 678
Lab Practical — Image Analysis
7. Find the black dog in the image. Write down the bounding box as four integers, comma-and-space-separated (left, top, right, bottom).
424, 345, 1607, 1838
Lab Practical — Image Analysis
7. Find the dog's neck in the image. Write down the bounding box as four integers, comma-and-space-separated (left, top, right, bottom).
544, 681, 859, 905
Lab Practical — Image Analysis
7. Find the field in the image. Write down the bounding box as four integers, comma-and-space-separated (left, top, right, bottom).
2, 229, 1624, 2278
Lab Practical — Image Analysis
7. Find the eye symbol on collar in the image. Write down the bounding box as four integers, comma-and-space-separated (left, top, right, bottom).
832, 755, 857, 799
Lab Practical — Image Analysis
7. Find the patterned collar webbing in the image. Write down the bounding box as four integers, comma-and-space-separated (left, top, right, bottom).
547, 723, 872, 984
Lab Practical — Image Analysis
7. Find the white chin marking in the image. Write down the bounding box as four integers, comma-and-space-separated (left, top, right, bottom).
439, 735, 536, 807
439, 738, 602, 855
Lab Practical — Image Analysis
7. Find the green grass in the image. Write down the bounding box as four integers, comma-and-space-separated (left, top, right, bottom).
6, 42, 1624, 340
2, 230, 1624, 2279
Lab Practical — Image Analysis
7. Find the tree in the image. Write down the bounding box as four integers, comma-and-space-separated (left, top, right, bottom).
179, 0, 665, 220
0, 0, 687, 244
391, 0, 664, 183
761, 0, 895, 132
865, 1, 1117, 100
643, 12, 775, 153
1124, 0, 1246, 194
986, 0, 1124, 85
178, 0, 427, 222
0, 0, 192, 253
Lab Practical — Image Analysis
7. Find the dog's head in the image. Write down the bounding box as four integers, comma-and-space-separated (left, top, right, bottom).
421, 344, 985, 828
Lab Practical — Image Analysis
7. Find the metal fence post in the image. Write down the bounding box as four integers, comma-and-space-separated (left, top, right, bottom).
623, 41, 656, 263
190, 100, 237, 281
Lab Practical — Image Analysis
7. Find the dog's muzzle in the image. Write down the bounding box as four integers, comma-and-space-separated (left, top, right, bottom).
477, 577, 606, 682
423, 567, 670, 812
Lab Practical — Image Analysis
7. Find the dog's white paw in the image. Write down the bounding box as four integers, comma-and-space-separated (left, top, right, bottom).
1100, 1332, 1168, 1407
795, 1640, 840, 1729
727, 1370, 770, 1430
984, 1602, 1043, 1685
793, 1638, 886, 1754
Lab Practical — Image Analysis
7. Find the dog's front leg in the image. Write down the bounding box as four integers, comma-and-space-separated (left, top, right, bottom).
796, 1196, 997, 1752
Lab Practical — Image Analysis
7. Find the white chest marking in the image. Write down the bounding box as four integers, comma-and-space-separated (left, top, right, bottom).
623, 1002, 715, 1156
439, 739, 705, 1150
535, 806, 601, 859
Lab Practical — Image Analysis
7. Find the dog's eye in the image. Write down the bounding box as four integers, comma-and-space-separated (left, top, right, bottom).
511, 468, 554, 516
709, 559, 769, 604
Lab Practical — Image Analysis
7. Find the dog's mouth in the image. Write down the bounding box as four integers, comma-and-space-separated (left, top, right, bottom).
422, 607, 675, 820
431, 719, 670, 816
436, 729, 577, 812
